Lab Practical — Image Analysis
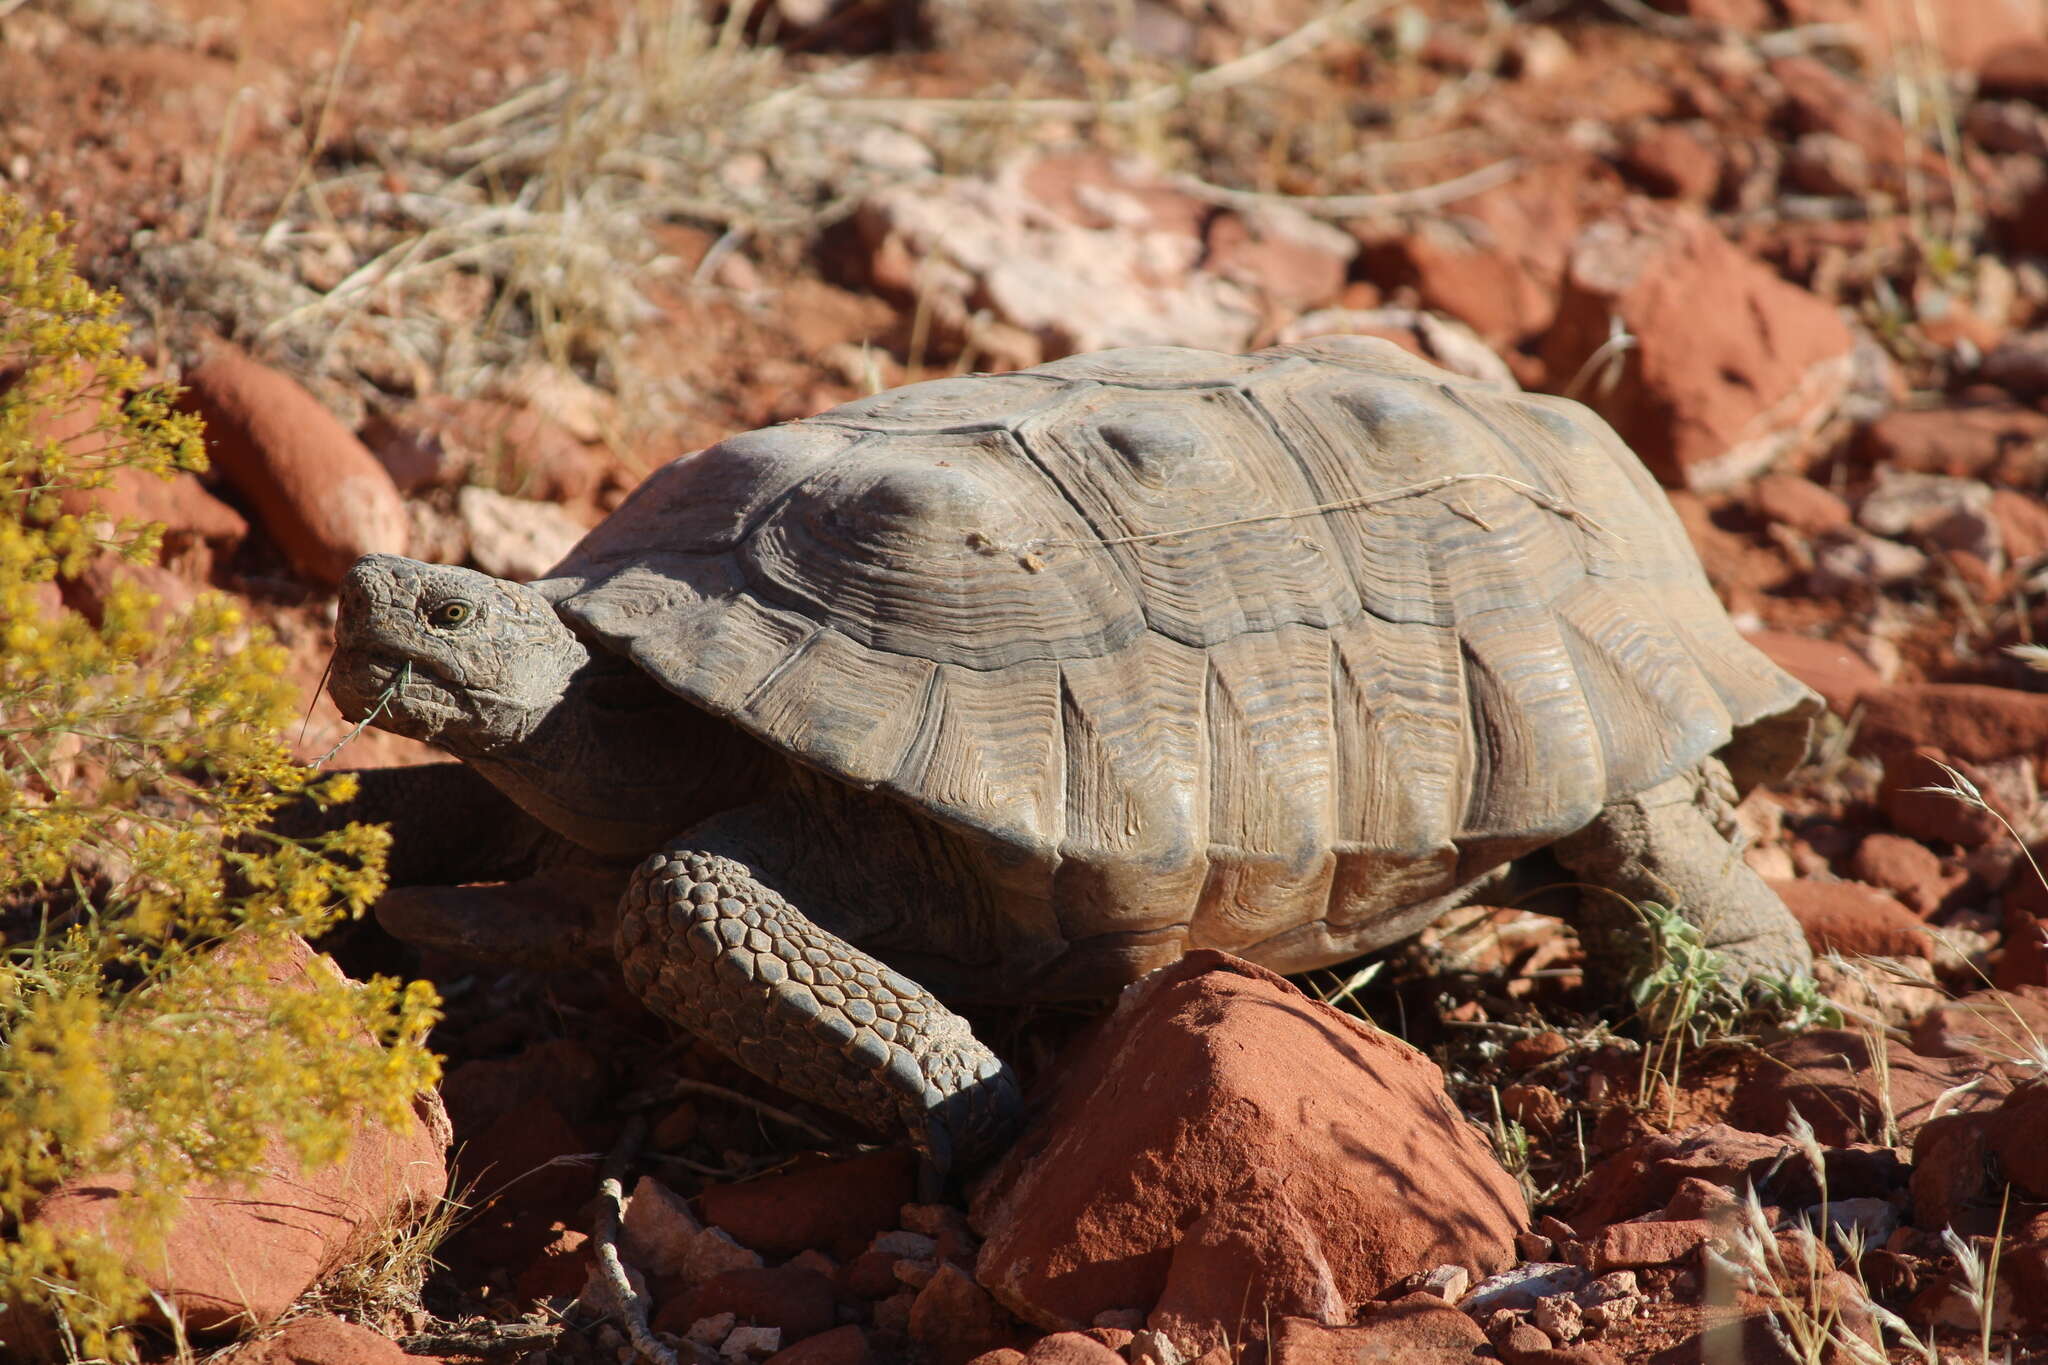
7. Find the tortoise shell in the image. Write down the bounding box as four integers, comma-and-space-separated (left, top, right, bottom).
539, 337, 1816, 979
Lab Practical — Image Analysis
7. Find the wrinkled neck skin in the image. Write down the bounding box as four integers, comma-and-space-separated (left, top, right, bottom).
462, 650, 777, 860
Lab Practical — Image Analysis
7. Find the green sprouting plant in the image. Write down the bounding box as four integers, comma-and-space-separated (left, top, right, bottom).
1631, 900, 1838, 1108
0, 195, 441, 1360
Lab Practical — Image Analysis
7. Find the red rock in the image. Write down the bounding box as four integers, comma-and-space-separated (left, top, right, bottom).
621, 1175, 763, 1288
908, 1264, 1018, 1365
1770, 57, 1945, 198
701, 1148, 916, 1261
1729, 1028, 2010, 1146
1741, 632, 1882, 715
221, 1315, 430, 1365
1775, 0, 2046, 70
1620, 124, 1721, 203
1566, 1125, 1803, 1232
668, 1265, 838, 1343
1785, 132, 1872, 197
1202, 208, 1354, 314
1848, 834, 1962, 917
59, 556, 205, 630
766, 1325, 875, 1365
515, 1222, 593, 1300
1910, 986, 2048, 1066
452, 1094, 592, 1215
1663, 1177, 1738, 1221
1588, 1219, 1711, 1270
1274, 1303, 1487, 1364
1358, 158, 1597, 348
2006, 1212, 2048, 1331
972, 954, 1524, 1341
1984, 330, 2048, 397
1982, 1081, 2048, 1198
1506, 1031, 1572, 1069
1025, 1332, 1126, 1365
1912, 1110, 2001, 1233
1979, 40, 2048, 101
177, 346, 407, 588
1539, 203, 1854, 490
1752, 474, 1850, 537
1490, 1318, 1556, 1363
1501, 1083, 1567, 1137
29, 937, 449, 1335
1878, 746, 2010, 846
841, 1248, 906, 1300
439, 1109, 599, 1279
1370, 222, 1558, 350
363, 395, 611, 505
1147, 1176, 1348, 1352
2001, 909, 2048, 989
1991, 488, 2048, 563
57, 464, 248, 561
439, 1037, 607, 1134
962, 1352, 1025, 1365
853, 156, 1258, 361
1766, 878, 1934, 959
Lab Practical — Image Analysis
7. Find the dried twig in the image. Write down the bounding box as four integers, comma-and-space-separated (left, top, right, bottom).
829, 0, 1394, 122
593, 1117, 677, 1365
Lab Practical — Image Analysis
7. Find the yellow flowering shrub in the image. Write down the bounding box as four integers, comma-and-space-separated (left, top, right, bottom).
0, 196, 441, 1361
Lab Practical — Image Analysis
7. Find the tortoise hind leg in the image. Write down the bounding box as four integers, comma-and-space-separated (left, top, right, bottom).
615, 806, 1023, 1175
1551, 756, 1812, 984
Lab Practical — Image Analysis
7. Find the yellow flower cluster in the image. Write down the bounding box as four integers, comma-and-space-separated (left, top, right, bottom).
0, 196, 441, 1361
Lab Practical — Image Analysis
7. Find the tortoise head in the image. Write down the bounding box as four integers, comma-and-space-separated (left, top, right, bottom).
331, 554, 590, 756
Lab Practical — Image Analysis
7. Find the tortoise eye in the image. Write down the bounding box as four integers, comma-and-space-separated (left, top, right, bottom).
428, 599, 475, 628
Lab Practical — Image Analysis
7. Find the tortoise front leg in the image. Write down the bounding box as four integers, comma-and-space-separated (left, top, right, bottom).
1552, 756, 1812, 984
616, 836, 1023, 1175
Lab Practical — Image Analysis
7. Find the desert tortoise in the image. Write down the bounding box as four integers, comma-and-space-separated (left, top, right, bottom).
328, 336, 1820, 1170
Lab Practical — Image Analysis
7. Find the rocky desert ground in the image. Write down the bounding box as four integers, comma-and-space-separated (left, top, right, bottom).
13, 0, 2048, 1360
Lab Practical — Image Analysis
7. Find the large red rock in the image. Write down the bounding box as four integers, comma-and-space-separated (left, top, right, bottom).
1358, 157, 1601, 349
1856, 406, 2048, 484
1742, 632, 1883, 715
1878, 746, 2013, 847
1566, 1125, 1802, 1232
1775, 0, 2046, 71
1729, 1029, 2010, 1147
220, 1315, 436, 1364
850, 154, 1264, 363
1910, 1083, 2048, 1235
1766, 878, 1934, 959
29, 938, 449, 1335
700, 1148, 917, 1261
177, 346, 407, 588
1848, 833, 1964, 917
1272, 1301, 1489, 1364
1981, 42, 2048, 103
1619, 124, 1723, 204
1769, 57, 1949, 199
667, 1265, 838, 1342
1856, 684, 2048, 772
1910, 986, 2048, 1069
58, 464, 248, 562
971, 954, 1524, 1351
1538, 203, 1854, 490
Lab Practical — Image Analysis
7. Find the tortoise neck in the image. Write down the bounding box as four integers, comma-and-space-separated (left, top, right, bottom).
464, 647, 781, 859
